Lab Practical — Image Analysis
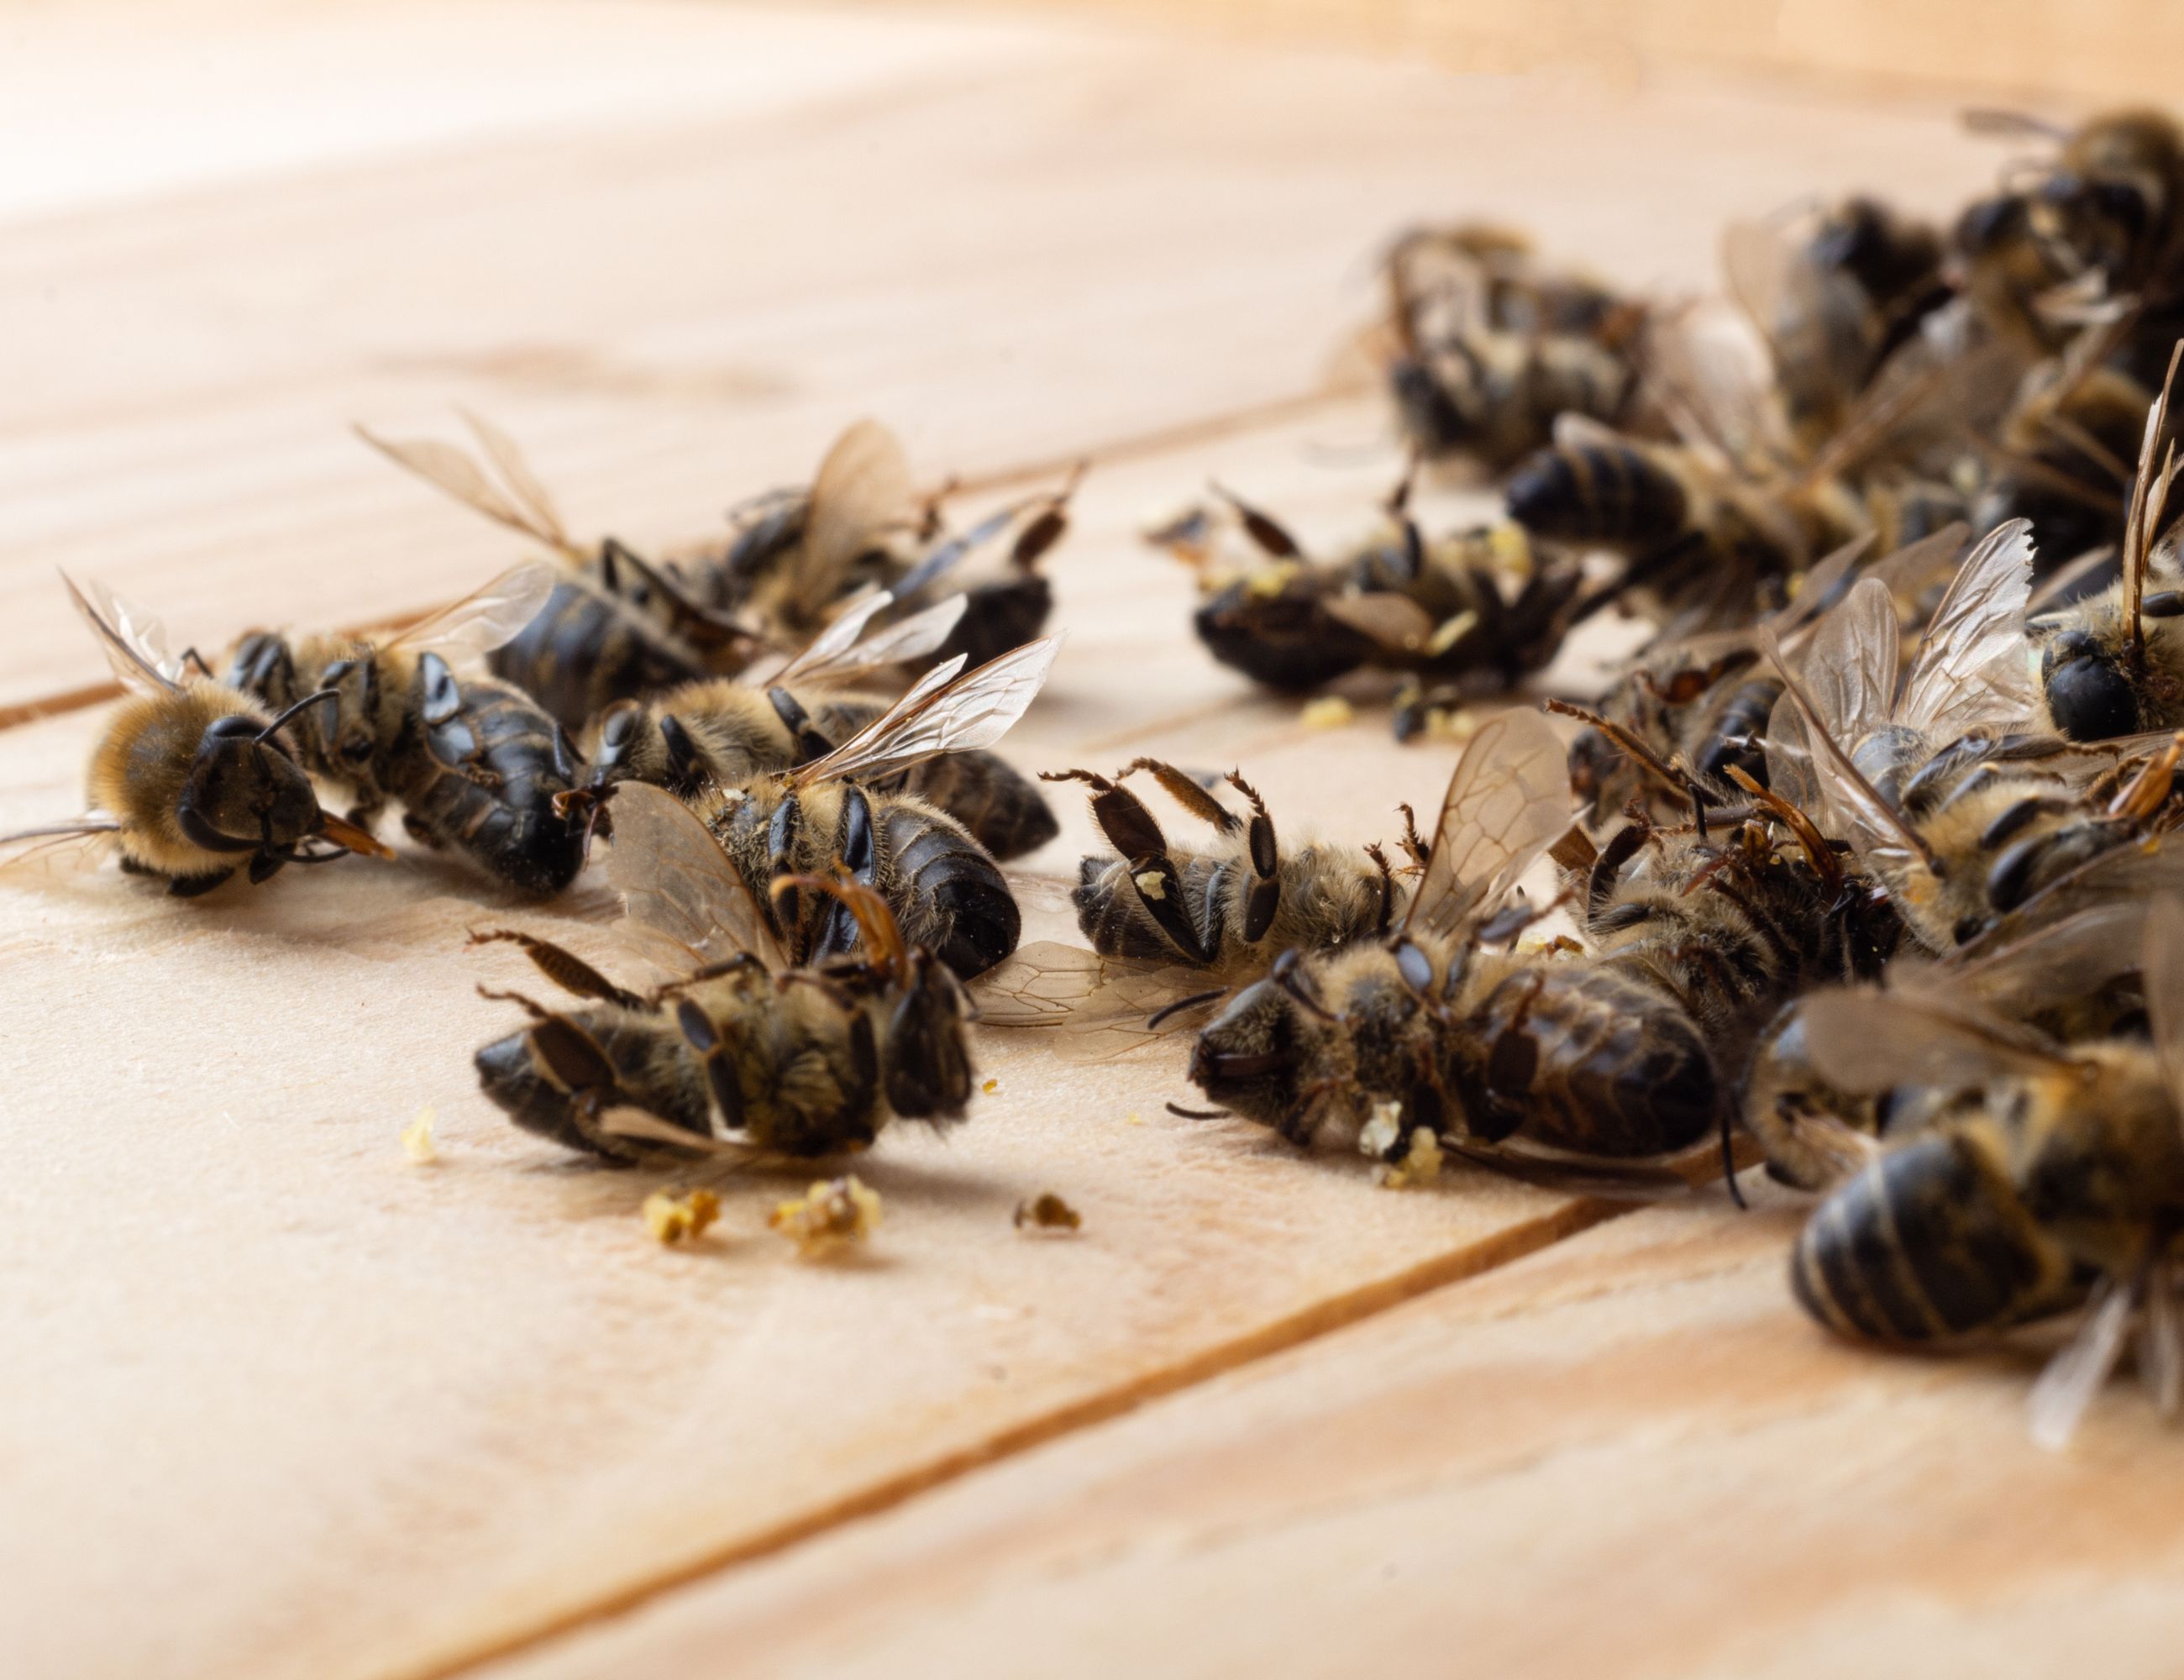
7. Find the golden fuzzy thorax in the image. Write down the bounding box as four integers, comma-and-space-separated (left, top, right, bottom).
88, 680, 264, 878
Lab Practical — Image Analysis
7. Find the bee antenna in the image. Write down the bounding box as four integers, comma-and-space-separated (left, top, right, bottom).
1719, 1103, 1748, 1211
255, 686, 340, 743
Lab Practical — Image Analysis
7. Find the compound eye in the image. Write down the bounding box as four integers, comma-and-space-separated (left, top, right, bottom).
202, 713, 260, 743
598, 704, 640, 753
2045, 655, 2138, 742
2043, 627, 2101, 672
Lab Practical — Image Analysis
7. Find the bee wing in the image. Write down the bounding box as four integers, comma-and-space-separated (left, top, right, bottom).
790, 636, 1060, 789
2140, 898, 2184, 1130
457, 410, 573, 551
2028, 1273, 2139, 1452
1898, 519, 2037, 736
380, 562, 559, 658
889, 502, 1022, 603
357, 424, 581, 559
1795, 575, 1900, 743
1796, 300, 2024, 488
968, 940, 1223, 1063
603, 782, 787, 974
1641, 297, 1784, 469
60, 573, 182, 695
1950, 900, 2155, 1018
1441, 1136, 1714, 1201
0, 812, 123, 869
1549, 412, 1631, 454
1320, 591, 1435, 654
1961, 107, 2071, 141
791, 419, 917, 620
772, 590, 967, 688
596, 1105, 763, 1162
1397, 706, 1571, 943
1795, 986, 2078, 1095
1720, 215, 1794, 349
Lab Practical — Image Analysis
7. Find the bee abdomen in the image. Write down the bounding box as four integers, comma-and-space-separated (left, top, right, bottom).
1505, 440, 1688, 550
407, 680, 585, 896
883, 806, 1019, 979
895, 750, 1059, 861
938, 575, 1053, 670
491, 581, 705, 732
1792, 1131, 2075, 1344
1467, 963, 1716, 1155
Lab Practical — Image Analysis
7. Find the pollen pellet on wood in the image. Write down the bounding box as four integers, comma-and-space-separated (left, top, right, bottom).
643, 1188, 721, 1246
1300, 696, 1354, 729
401, 1106, 438, 1165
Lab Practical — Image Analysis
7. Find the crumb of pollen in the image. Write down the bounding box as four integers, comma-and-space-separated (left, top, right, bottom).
1014, 1192, 1083, 1233
769, 1175, 882, 1257
1381, 1127, 1444, 1190
1134, 869, 1168, 900
643, 1188, 722, 1246
1487, 519, 1531, 576
1425, 610, 1479, 658
1423, 707, 1478, 743
1244, 560, 1301, 599
1300, 696, 1354, 730
1124, 1111, 1146, 1126
1357, 1099, 1404, 1160
401, 1106, 438, 1165
981, 1077, 1001, 1095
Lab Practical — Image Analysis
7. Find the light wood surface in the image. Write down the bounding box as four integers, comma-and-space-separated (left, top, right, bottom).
0, 6, 2154, 1679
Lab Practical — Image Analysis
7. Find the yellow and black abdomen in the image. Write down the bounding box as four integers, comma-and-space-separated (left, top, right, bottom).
1504, 438, 1688, 552
1792, 1128, 2078, 1343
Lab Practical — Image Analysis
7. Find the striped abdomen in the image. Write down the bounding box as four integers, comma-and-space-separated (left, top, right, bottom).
1504, 439, 1688, 551
882, 803, 1018, 979
400, 678, 586, 897
1792, 1130, 2078, 1343
490, 580, 706, 732
890, 749, 1058, 861
1462, 962, 1717, 1156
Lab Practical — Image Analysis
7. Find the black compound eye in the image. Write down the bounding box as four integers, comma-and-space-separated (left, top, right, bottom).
202, 714, 260, 742
2045, 656, 2139, 742
2043, 627, 2102, 673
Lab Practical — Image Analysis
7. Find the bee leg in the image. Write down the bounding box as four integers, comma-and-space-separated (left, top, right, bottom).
1271, 948, 1338, 1021
1115, 759, 1240, 834
467, 928, 643, 1006
811, 786, 877, 963
1365, 843, 1397, 934
549, 722, 580, 786
882, 950, 974, 1120
1396, 802, 1431, 870
1223, 771, 1283, 942
167, 868, 235, 898
402, 813, 447, 849
766, 686, 837, 765
669, 999, 748, 1140
1042, 769, 1211, 963
657, 714, 703, 790
521, 1014, 642, 1152
768, 793, 808, 958
1585, 823, 1646, 921
247, 849, 286, 885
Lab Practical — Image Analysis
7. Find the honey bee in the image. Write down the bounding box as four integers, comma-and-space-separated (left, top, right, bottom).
228, 564, 591, 898
472, 789, 974, 1163
1382, 223, 1650, 473
362, 414, 764, 732
1184, 708, 1893, 1163
1151, 475, 1594, 698
601, 637, 1060, 981
1723, 195, 1950, 460
1784, 900, 2184, 1447
0, 576, 390, 895
580, 589, 1059, 860
1972, 108, 2184, 307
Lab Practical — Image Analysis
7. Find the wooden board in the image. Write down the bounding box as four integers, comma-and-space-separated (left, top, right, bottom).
0, 6, 2130, 1680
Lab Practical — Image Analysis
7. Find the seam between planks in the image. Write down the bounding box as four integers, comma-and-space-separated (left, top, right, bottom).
407, 1190, 1641, 1680
0, 379, 1368, 738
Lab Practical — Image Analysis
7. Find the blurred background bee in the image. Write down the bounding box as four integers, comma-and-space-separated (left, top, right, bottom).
228, 562, 589, 898
1783, 901, 2184, 1448
0, 576, 388, 895
473, 786, 974, 1163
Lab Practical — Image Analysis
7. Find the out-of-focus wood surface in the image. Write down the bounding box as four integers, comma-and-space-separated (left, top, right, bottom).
2, 6, 2171, 1680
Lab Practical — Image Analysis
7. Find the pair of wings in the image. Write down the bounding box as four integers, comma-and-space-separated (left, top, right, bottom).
1795, 896, 2184, 1446
974, 706, 1572, 1060
1761, 519, 2037, 890
602, 633, 1064, 971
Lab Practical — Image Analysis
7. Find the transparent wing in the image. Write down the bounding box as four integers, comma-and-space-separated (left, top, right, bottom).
381, 562, 559, 657
1320, 591, 1435, 654
458, 409, 571, 550
968, 941, 1221, 1063
774, 591, 967, 689
2029, 1273, 2137, 1452
791, 636, 1060, 789
1898, 519, 2037, 735
1550, 412, 1632, 454
60, 573, 181, 696
1796, 576, 1899, 744
1795, 987, 2076, 1095
889, 501, 1021, 603
0, 813, 123, 870
603, 782, 785, 974
357, 424, 580, 559
1950, 900, 2155, 1019
596, 1105, 762, 1162
2141, 898, 2184, 1131
792, 419, 916, 619
1398, 706, 1571, 942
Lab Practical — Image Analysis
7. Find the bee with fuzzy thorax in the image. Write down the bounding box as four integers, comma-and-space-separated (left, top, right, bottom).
1150, 472, 1596, 702
472, 790, 974, 1163
1182, 710, 1895, 1166
592, 638, 1060, 982
580, 589, 1058, 862
361, 414, 767, 733
1770, 517, 2184, 952
0, 577, 391, 895
228, 564, 592, 898
1379, 223, 1651, 474
1781, 901, 2184, 1448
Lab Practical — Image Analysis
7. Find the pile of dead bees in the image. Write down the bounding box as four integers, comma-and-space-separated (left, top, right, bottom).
15, 105, 2184, 1446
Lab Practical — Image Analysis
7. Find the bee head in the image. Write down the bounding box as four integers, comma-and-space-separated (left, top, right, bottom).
2033, 165, 2158, 281
1188, 975, 1308, 1131
2040, 626, 2139, 741
1564, 725, 1628, 816
177, 711, 323, 853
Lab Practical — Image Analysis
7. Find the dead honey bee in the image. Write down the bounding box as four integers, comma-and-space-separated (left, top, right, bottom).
582, 589, 1058, 861
0, 577, 390, 895
709, 420, 1075, 670
1184, 708, 1893, 1164
362, 414, 764, 732
472, 791, 974, 1163
1152, 474, 1594, 698
1970, 108, 2184, 310
598, 637, 1061, 981
228, 563, 591, 898
1381, 223, 1650, 473
1785, 900, 2184, 1447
